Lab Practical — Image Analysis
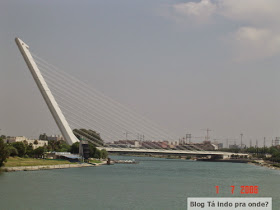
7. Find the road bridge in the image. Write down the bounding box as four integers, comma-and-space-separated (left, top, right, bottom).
15, 38, 250, 160
97, 147, 249, 159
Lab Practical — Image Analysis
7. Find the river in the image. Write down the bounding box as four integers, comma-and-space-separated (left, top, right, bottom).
0, 156, 279, 210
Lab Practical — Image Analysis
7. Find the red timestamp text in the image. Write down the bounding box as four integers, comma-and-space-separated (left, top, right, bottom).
215, 186, 259, 194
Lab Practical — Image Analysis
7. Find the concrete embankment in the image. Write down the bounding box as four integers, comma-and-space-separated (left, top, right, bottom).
3, 162, 106, 172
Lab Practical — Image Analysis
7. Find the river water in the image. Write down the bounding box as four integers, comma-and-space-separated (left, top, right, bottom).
0, 156, 279, 210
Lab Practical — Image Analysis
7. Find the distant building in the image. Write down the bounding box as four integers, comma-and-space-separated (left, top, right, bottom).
274, 137, 280, 146
194, 142, 217, 150
229, 144, 239, 149
110, 139, 220, 151
6, 136, 48, 149
112, 140, 171, 149
39, 133, 65, 141
217, 143, 223, 149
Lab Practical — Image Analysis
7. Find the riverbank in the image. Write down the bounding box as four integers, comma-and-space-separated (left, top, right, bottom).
4, 157, 75, 167
111, 153, 280, 171
2, 162, 107, 172
248, 160, 280, 170
1, 157, 107, 172
196, 157, 280, 170
2, 163, 91, 172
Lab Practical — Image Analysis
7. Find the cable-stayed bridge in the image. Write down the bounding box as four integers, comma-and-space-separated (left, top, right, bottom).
15, 38, 247, 158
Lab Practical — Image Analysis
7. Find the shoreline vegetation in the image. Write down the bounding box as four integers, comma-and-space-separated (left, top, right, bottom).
2, 137, 280, 172
110, 153, 280, 170
1, 154, 280, 172
249, 160, 280, 170
0, 137, 108, 172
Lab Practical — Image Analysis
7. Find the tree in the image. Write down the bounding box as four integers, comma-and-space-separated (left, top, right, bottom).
69, 141, 108, 159
12, 142, 26, 157
7, 145, 18, 157
57, 141, 70, 152
26, 143, 34, 157
70, 142, 79, 154
0, 139, 9, 167
48, 140, 56, 151
100, 149, 108, 159
94, 149, 101, 159
34, 140, 38, 145
89, 143, 97, 157
33, 147, 45, 158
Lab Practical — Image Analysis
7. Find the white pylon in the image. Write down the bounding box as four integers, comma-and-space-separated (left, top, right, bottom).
15, 38, 79, 145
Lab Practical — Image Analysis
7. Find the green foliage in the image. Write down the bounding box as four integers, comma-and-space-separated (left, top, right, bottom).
33, 147, 45, 158
220, 146, 280, 163
26, 143, 34, 157
70, 142, 79, 154
0, 139, 9, 167
272, 163, 280, 168
47, 140, 70, 152
56, 141, 70, 152
7, 145, 18, 157
69, 142, 108, 159
88, 143, 107, 159
88, 143, 97, 157
100, 149, 108, 159
12, 142, 26, 157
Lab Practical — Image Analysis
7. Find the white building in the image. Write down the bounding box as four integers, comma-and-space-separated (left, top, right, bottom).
6, 136, 48, 149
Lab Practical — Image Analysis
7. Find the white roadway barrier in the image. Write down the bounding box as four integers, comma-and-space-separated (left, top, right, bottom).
97, 147, 248, 156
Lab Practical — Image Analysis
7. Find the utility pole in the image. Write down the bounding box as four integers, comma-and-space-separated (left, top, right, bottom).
202, 128, 212, 142
124, 131, 131, 140
250, 139, 252, 148
186, 133, 191, 144
182, 137, 186, 145
240, 133, 243, 149
263, 137, 266, 148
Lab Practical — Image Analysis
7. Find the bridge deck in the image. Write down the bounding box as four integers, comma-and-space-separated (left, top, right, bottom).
97, 147, 248, 156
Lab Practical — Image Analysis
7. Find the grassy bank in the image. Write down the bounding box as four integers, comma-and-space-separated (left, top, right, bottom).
89, 159, 102, 164
4, 157, 75, 167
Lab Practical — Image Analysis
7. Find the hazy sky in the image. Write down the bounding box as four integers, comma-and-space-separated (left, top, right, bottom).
1, 0, 280, 146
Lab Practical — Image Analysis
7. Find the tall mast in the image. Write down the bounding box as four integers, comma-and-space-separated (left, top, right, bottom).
15, 38, 79, 145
